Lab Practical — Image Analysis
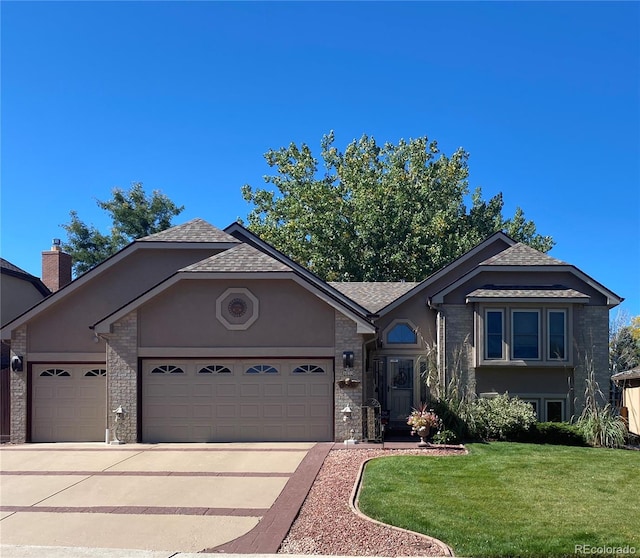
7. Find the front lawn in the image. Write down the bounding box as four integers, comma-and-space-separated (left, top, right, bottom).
357, 443, 639, 558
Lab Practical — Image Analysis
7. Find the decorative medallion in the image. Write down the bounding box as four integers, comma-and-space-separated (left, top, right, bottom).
216, 288, 259, 330
228, 297, 247, 318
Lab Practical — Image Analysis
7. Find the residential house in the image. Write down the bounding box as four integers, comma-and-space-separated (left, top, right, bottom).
0, 219, 622, 443
1, 257, 52, 441
612, 367, 640, 436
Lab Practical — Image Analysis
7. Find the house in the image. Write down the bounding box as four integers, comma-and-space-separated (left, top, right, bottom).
612, 367, 640, 436
1, 256, 52, 442
0, 218, 622, 444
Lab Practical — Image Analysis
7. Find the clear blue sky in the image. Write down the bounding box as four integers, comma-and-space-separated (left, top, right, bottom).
2, 1, 639, 320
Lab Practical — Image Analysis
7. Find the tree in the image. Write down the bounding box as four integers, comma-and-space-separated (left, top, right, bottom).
61, 182, 184, 276
241, 131, 554, 281
610, 311, 640, 375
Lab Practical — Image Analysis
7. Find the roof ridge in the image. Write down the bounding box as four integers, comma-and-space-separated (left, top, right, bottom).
182, 242, 292, 273
138, 218, 240, 243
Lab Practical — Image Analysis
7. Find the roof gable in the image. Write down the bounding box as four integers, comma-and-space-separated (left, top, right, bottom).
1, 258, 51, 297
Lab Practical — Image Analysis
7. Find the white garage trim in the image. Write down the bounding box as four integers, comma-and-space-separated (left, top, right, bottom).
142, 359, 334, 443
31, 364, 107, 442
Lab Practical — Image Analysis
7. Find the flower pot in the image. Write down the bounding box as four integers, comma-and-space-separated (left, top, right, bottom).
416, 426, 430, 447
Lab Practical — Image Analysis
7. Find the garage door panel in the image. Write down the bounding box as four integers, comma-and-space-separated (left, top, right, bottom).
142, 359, 333, 442
215, 405, 237, 418
216, 384, 237, 397
32, 364, 106, 443
263, 405, 283, 418
240, 384, 260, 397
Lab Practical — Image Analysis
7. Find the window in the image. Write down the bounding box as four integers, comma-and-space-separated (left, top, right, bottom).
523, 399, 540, 420
546, 400, 564, 422
85, 369, 106, 377
246, 365, 278, 374
292, 365, 325, 374
387, 322, 417, 344
485, 310, 504, 359
151, 365, 184, 374
548, 310, 566, 360
40, 368, 70, 377
199, 365, 232, 374
512, 310, 540, 359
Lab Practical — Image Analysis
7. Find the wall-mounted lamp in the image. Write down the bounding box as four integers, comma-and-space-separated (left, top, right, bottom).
341, 405, 352, 421
342, 351, 354, 369
11, 355, 23, 372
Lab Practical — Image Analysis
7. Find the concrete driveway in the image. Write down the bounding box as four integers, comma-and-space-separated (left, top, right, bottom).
0, 442, 331, 555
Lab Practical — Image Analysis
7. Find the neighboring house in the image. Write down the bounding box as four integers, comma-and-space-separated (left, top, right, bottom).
1, 257, 52, 442
0, 219, 623, 444
612, 367, 640, 436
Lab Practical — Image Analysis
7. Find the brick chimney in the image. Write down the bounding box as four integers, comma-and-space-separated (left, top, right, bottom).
42, 239, 72, 292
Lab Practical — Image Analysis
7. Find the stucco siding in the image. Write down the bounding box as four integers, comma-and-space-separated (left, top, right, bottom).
1, 275, 46, 326
138, 279, 335, 348
25, 248, 222, 353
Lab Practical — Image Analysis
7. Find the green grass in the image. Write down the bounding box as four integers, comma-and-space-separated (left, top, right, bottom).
357, 443, 639, 558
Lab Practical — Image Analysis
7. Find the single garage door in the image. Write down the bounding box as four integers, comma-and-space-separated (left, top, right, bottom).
142, 359, 334, 442
32, 364, 106, 442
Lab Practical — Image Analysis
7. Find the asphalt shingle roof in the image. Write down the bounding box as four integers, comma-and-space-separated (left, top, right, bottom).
181, 243, 293, 273
329, 281, 420, 313
481, 243, 566, 266
138, 218, 240, 243
467, 286, 589, 300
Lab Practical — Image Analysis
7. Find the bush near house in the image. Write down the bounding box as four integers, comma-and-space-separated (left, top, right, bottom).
514, 422, 587, 446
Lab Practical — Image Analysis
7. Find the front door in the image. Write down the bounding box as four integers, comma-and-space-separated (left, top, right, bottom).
387, 357, 414, 427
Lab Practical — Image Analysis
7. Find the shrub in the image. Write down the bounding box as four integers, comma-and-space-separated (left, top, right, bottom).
471, 394, 537, 441
514, 422, 587, 446
432, 429, 459, 444
576, 404, 627, 449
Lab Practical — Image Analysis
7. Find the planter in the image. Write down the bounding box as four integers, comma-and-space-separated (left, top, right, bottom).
416, 426, 430, 447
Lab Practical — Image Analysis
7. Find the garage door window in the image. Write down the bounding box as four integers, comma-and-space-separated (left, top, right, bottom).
85, 369, 106, 377
246, 364, 278, 374
151, 365, 184, 374
40, 368, 70, 377
293, 365, 326, 374
199, 365, 232, 374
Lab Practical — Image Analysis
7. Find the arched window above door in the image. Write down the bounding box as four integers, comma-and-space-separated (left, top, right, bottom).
385, 320, 418, 345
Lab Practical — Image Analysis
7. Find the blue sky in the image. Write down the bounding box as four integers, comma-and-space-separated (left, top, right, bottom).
1, 1, 639, 320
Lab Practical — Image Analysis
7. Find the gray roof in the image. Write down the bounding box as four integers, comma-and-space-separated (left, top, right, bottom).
138, 218, 240, 243
329, 281, 421, 313
181, 243, 293, 273
481, 243, 566, 266
612, 367, 640, 381
467, 286, 589, 300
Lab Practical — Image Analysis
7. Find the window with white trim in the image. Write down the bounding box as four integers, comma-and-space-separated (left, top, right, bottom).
292, 365, 325, 374
151, 365, 184, 374
40, 368, 70, 377
199, 365, 232, 374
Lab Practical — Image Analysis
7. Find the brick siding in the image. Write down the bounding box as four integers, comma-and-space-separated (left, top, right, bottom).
10, 325, 27, 443
106, 311, 138, 443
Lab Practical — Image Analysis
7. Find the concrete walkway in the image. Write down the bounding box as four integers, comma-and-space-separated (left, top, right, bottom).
0, 442, 331, 555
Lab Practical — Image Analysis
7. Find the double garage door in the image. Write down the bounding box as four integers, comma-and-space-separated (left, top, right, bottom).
32, 364, 106, 442
142, 359, 334, 442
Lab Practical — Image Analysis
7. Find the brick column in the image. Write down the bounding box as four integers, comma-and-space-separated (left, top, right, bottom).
334, 311, 363, 442
10, 325, 28, 443
106, 312, 138, 443
440, 304, 476, 397
574, 305, 610, 415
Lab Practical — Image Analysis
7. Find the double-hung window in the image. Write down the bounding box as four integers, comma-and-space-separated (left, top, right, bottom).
512, 310, 540, 360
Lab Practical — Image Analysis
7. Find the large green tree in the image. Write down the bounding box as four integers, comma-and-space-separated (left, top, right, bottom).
61, 182, 184, 276
242, 132, 554, 281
